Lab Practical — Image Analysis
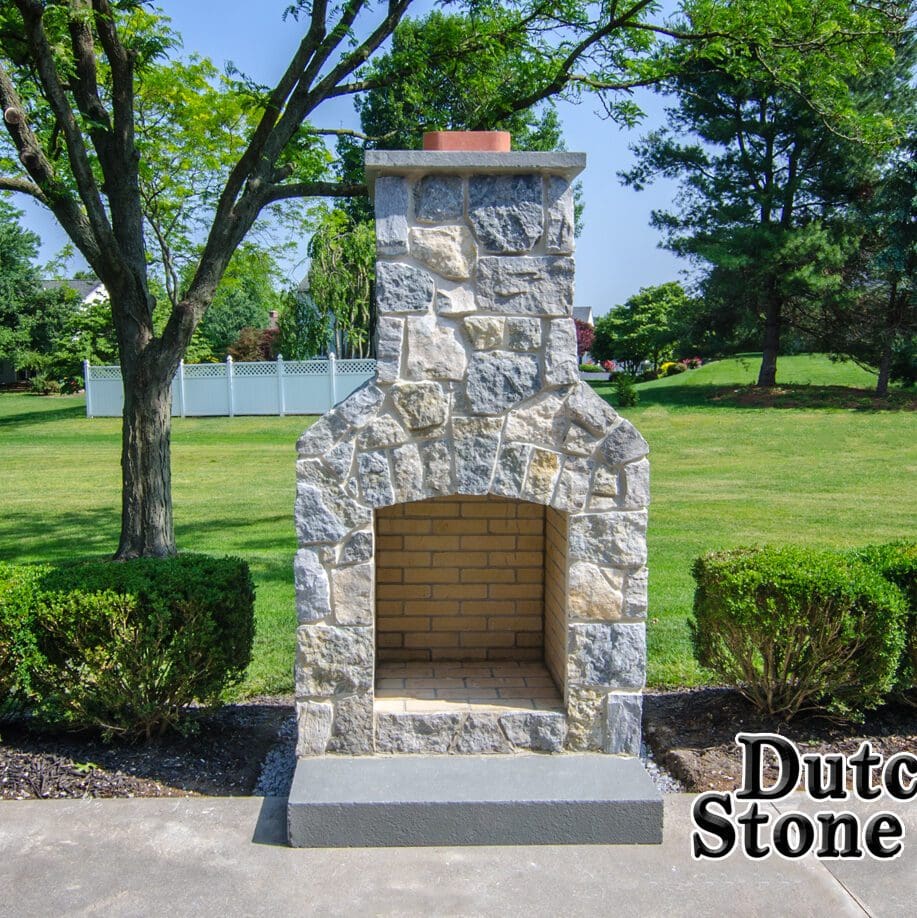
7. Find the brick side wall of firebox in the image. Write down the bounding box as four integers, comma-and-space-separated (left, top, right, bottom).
375, 495, 546, 662
543, 507, 568, 691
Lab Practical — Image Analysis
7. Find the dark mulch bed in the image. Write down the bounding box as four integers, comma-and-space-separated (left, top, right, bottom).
2, 689, 914, 798
643, 688, 917, 793
0, 697, 293, 799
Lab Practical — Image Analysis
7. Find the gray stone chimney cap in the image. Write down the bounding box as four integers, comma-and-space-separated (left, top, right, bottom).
365, 151, 586, 196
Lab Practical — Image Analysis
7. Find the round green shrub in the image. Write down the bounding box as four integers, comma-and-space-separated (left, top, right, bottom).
29, 554, 255, 739
690, 546, 907, 720
0, 562, 49, 718
613, 374, 639, 408
849, 540, 916, 700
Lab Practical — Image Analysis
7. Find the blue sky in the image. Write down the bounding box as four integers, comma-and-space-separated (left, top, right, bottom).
19, 0, 686, 317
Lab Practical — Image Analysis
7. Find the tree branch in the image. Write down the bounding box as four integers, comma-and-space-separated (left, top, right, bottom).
0, 173, 48, 202
261, 180, 367, 205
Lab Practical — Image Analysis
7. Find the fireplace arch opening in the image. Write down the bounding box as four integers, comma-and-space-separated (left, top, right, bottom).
374, 495, 567, 722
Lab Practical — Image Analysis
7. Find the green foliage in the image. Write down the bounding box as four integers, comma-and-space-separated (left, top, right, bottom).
849, 541, 917, 699
306, 210, 375, 358
42, 297, 119, 381
277, 289, 330, 360
194, 244, 284, 357
691, 546, 907, 719
0, 562, 47, 717
20, 555, 256, 739
592, 283, 692, 372
612, 374, 639, 408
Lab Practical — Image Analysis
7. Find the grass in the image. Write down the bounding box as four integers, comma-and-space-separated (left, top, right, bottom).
0, 353, 913, 692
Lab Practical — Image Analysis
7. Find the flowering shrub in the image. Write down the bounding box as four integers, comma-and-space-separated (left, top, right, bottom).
660, 361, 687, 377
682, 356, 703, 369
602, 359, 617, 373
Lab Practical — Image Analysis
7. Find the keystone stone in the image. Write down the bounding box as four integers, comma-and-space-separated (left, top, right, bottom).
468, 174, 543, 253
476, 256, 574, 316
491, 442, 532, 499
376, 261, 435, 314
466, 350, 540, 415
453, 416, 502, 493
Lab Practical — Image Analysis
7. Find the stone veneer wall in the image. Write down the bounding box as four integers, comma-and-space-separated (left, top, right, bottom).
293, 151, 650, 756
375, 495, 546, 664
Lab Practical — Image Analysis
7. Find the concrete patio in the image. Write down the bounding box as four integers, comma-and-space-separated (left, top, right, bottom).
1, 794, 913, 916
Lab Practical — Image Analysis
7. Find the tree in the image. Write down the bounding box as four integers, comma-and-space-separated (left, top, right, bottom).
592, 282, 691, 373
0, 1, 903, 556
574, 318, 594, 361
622, 1, 910, 386
277, 287, 330, 360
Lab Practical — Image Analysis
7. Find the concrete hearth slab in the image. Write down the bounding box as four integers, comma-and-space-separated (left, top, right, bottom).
287, 754, 662, 847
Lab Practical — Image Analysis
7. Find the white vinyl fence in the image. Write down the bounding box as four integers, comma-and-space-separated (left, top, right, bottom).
83, 356, 376, 418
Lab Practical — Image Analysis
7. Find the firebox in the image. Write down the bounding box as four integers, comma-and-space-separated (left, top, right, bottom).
292, 144, 650, 758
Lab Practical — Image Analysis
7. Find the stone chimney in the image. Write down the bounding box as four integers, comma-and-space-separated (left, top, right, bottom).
293, 136, 650, 758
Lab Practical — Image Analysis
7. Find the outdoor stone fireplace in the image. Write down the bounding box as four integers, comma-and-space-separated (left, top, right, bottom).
293, 144, 650, 758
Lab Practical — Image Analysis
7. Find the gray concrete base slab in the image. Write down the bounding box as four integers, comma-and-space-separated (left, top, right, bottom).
2, 795, 898, 917
287, 754, 663, 847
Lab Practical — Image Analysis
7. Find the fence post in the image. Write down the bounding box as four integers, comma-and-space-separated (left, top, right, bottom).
276, 355, 286, 416
226, 355, 235, 417
328, 352, 337, 409
83, 359, 93, 418
178, 359, 186, 418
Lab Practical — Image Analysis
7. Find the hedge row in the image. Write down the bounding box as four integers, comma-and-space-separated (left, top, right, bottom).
0, 555, 255, 739
691, 541, 915, 719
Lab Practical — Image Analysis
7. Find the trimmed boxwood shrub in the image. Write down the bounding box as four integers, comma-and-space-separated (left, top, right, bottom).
850, 541, 916, 701
690, 546, 906, 720
0, 562, 48, 719
0, 554, 255, 739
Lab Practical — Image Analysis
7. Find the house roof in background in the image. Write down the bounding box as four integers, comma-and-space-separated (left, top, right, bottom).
572, 305, 594, 325
41, 278, 104, 301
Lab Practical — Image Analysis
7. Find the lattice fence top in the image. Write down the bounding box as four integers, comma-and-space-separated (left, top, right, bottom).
337, 359, 377, 375
183, 363, 227, 379
284, 360, 332, 376
232, 361, 277, 377
88, 365, 122, 380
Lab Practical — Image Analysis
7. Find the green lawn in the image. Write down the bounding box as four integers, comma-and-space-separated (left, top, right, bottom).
1, 354, 913, 693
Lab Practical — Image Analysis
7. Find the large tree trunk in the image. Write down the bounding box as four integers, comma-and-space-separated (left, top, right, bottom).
115, 352, 175, 559
757, 293, 782, 387
876, 339, 892, 398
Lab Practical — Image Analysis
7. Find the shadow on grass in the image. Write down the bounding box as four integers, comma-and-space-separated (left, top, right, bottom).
590, 382, 915, 411
0, 508, 119, 563
0, 400, 87, 428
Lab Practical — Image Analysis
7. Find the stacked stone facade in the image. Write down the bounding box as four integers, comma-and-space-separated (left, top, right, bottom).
294, 151, 649, 756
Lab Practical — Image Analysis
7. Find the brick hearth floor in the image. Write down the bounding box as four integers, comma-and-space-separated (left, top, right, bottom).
374, 661, 563, 713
